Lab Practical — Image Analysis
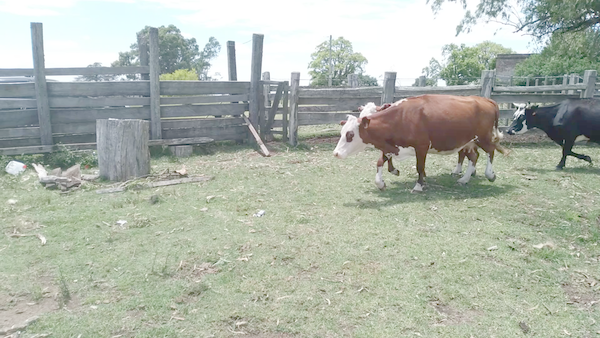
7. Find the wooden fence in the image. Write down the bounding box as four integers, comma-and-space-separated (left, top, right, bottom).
0, 24, 280, 156
284, 69, 598, 145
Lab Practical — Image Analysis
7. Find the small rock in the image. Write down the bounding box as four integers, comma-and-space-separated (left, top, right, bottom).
7, 199, 17, 205
487, 245, 498, 251
149, 195, 160, 204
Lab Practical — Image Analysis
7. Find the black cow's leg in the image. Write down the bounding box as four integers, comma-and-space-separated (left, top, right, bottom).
567, 150, 592, 164
557, 140, 574, 170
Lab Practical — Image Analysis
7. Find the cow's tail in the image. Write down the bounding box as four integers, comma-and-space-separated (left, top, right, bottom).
492, 102, 511, 156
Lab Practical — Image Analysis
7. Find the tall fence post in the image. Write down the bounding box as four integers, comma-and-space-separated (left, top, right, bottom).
30, 22, 52, 146
148, 27, 161, 140
261, 71, 270, 138
582, 70, 597, 98
282, 81, 289, 143
138, 32, 149, 81
568, 73, 577, 95
348, 74, 358, 87
381, 72, 396, 104
249, 34, 264, 135
480, 70, 495, 98
289, 72, 300, 147
227, 41, 237, 81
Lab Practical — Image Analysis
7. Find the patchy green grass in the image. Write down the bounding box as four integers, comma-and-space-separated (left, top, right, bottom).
1, 129, 599, 337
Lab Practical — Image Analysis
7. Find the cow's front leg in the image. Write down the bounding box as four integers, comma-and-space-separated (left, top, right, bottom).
557, 140, 574, 170
412, 148, 428, 193
567, 150, 592, 164
452, 149, 467, 175
375, 155, 387, 190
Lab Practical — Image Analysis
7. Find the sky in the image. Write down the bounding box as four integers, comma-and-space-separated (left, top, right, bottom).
0, 0, 535, 86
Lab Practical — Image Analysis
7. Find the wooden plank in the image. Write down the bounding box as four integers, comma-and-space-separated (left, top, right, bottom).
162, 125, 247, 141
162, 117, 245, 129
149, 27, 161, 140
48, 96, 150, 108
0, 66, 149, 77
31, 22, 53, 146
0, 109, 38, 128
161, 103, 247, 118
0, 83, 36, 98
0, 127, 39, 139
499, 109, 515, 119
0, 137, 41, 148
282, 82, 289, 142
160, 94, 249, 105
148, 137, 214, 146
491, 94, 580, 104
265, 82, 284, 133
52, 122, 96, 135
298, 97, 380, 106
243, 116, 270, 157
298, 112, 359, 126
394, 86, 481, 96
299, 87, 382, 98
493, 84, 586, 93
0, 145, 52, 156
0, 99, 38, 110
51, 107, 150, 124
298, 105, 362, 113
47, 81, 150, 97
160, 81, 250, 96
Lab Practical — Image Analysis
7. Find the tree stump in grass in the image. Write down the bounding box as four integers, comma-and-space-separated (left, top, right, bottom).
97, 119, 150, 181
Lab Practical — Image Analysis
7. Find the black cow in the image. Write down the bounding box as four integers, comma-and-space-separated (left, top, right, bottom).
507, 98, 600, 169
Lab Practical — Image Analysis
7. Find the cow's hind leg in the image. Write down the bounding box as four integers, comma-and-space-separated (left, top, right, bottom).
452, 150, 466, 176
412, 147, 428, 193
557, 139, 574, 170
476, 140, 497, 182
387, 155, 400, 176
457, 148, 479, 185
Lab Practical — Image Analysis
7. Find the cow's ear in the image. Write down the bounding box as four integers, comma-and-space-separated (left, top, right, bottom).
357, 105, 364, 112
359, 117, 371, 129
340, 120, 347, 126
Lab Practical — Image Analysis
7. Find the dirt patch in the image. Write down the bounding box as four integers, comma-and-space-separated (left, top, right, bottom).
562, 278, 599, 310
429, 300, 479, 326
174, 261, 219, 281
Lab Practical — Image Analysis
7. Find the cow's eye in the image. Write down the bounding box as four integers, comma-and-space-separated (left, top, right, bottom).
346, 131, 354, 142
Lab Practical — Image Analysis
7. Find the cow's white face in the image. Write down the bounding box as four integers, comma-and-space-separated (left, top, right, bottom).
333, 115, 368, 159
507, 103, 529, 135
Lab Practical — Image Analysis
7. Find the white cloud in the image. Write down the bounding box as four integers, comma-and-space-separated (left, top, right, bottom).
0, 0, 77, 16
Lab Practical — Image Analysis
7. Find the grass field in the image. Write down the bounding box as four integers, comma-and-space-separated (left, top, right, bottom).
1, 128, 599, 337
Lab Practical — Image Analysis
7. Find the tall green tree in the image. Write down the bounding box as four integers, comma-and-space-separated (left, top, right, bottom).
514, 30, 600, 77
413, 58, 442, 86
428, 0, 600, 39
112, 25, 221, 80
308, 37, 374, 87
426, 41, 514, 85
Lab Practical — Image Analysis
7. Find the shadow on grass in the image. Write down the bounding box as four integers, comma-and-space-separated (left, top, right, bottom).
345, 174, 518, 209
525, 165, 600, 175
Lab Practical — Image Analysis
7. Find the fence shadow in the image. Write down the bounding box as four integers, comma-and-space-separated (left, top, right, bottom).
344, 174, 517, 209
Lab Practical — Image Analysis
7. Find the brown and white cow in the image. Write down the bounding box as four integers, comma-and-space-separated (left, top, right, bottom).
334, 94, 507, 192
357, 101, 481, 184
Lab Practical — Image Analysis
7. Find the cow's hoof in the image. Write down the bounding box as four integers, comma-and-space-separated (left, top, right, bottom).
487, 175, 496, 182
390, 169, 400, 176
584, 156, 592, 163
457, 180, 468, 186
376, 182, 386, 191
411, 183, 424, 193
555, 165, 564, 171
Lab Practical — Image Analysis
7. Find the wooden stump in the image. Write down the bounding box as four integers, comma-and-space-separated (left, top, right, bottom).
97, 119, 150, 181
169, 145, 193, 157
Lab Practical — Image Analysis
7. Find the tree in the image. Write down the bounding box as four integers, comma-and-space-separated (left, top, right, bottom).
514, 30, 600, 77
431, 41, 514, 85
428, 0, 600, 40
76, 62, 115, 82
308, 37, 375, 87
413, 58, 442, 86
112, 25, 221, 80
160, 69, 199, 81
357, 74, 379, 86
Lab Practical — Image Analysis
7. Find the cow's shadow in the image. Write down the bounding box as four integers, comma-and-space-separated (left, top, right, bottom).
345, 174, 517, 209
525, 165, 600, 175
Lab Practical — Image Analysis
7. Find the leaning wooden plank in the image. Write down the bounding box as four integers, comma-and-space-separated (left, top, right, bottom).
148, 137, 214, 146
242, 115, 270, 157
96, 176, 213, 194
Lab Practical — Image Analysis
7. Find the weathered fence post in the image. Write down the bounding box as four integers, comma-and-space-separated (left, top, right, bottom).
148, 27, 161, 140
30, 22, 52, 146
348, 74, 358, 87
562, 74, 569, 94
289, 72, 300, 146
480, 70, 495, 98
582, 70, 597, 98
261, 71, 270, 138
568, 73, 577, 95
227, 41, 237, 81
381, 72, 396, 104
138, 32, 149, 81
418, 75, 426, 87
282, 81, 289, 143
249, 34, 264, 135
97, 119, 150, 182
